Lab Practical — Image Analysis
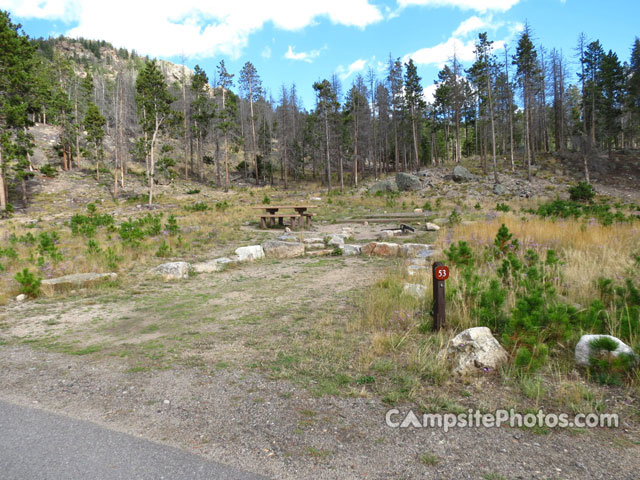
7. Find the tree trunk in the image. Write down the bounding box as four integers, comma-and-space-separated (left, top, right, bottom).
0, 147, 6, 212
324, 112, 331, 192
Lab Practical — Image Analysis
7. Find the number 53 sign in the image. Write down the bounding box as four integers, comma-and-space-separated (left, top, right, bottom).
434, 265, 449, 281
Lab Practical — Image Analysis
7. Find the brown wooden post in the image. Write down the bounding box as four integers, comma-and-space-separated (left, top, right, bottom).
432, 261, 446, 331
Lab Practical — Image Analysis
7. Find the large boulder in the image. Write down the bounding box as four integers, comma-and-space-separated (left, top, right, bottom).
361, 242, 399, 257
235, 245, 264, 262
277, 233, 300, 242
150, 262, 191, 281
575, 335, 636, 367
41, 272, 118, 295
193, 257, 236, 273
340, 244, 362, 256
369, 179, 398, 194
399, 243, 431, 258
493, 183, 508, 195
425, 222, 440, 231
326, 233, 350, 246
446, 327, 508, 376
261, 240, 305, 259
396, 172, 422, 192
452, 166, 479, 183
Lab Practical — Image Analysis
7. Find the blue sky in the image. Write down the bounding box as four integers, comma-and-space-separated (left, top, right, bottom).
1, 0, 639, 109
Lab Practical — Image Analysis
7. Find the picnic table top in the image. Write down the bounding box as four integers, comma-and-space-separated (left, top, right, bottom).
251, 205, 318, 210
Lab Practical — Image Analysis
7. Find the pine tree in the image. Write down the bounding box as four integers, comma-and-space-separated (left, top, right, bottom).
0, 10, 36, 213
135, 59, 174, 205
216, 60, 235, 191
514, 25, 539, 181
599, 50, 624, 157
191, 65, 214, 181
626, 38, 640, 145
404, 58, 425, 172
84, 102, 106, 180
313, 79, 338, 192
239, 62, 263, 184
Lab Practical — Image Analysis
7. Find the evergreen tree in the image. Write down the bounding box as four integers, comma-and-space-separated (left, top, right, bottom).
514, 25, 539, 181
313, 79, 338, 192
216, 60, 235, 191
599, 50, 624, 157
239, 62, 263, 184
135, 59, 174, 205
84, 102, 106, 180
404, 58, 425, 171
190, 65, 214, 181
626, 38, 640, 145
0, 10, 36, 213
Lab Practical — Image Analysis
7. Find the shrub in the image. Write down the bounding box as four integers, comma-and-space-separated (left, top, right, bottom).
103, 247, 121, 270
40, 164, 57, 177
587, 337, 636, 385
155, 240, 172, 258
496, 202, 510, 212
444, 241, 474, 267
569, 182, 595, 202
448, 208, 462, 225
165, 215, 179, 235
184, 202, 209, 212
15, 268, 42, 298
215, 200, 230, 212
262, 195, 271, 205
37, 232, 62, 263
70, 204, 114, 237
186, 188, 200, 194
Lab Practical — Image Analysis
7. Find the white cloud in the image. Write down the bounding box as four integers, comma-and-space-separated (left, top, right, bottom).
397, 0, 520, 13
0, 0, 383, 59
336, 58, 367, 80
423, 83, 438, 103
261, 46, 272, 59
284, 45, 323, 63
404, 37, 476, 67
453, 15, 492, 37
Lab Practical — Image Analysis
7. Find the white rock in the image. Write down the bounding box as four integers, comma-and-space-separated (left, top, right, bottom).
399, 243, 431, 258
447, 327, 509, 376
574, 334, 636, 367
425, 222, 441, 231
16, 294, 27, 302
413, 208, 423, 213
326, 234, 349, 246
277, 233, 299, 242
193, 257, 236, 273
151, 262, 191, 281
376, 230, 395, 240
303, 237, 324, 244
261, 240, 305, 259
340, 244, 362, 256
235, 245, 265, 262
41, 272, 118, 295
305, 243, 326, 251
403, 283, 427, 299
310, 197, 322, 202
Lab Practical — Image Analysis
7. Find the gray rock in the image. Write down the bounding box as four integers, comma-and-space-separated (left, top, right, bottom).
425, 222, 440, 231
447, 327, 509, 376
574, 335, 636, 367
403, 283, 427, 299
42, 272, 118, 295
277, 233, 300, 242
399, 243, 431, 258
150, 263, 190, 282
369, 179, 398, 194
15, 294, 27, 302
493, 183, 508, 195
235, 245, 265, 262
376, 230, 395, 240
326, 234, 349, 246
193, 257, 235, 273
396, 172, 422, 192
261, 240, 305, 259
304, 243, 326, 251
340, 244, 362, 256
303, 237, 324, 244
452, 166, 479, 183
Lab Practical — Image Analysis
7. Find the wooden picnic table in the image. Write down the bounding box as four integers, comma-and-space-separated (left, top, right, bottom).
252, 205, 317, 229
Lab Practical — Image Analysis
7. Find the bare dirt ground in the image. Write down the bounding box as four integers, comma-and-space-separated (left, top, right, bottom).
2, 146, 640, 478
2, 252, 640, 479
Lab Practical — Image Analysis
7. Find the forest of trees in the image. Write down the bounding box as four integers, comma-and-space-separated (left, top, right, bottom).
1, 9, 640, 210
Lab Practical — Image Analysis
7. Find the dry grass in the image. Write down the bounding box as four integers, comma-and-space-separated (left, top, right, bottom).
438, 213, 640, 306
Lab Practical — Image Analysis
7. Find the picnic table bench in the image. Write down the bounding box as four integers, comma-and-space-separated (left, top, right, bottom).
253, 205, 317, 229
